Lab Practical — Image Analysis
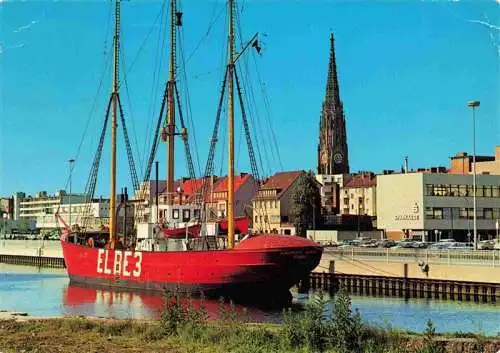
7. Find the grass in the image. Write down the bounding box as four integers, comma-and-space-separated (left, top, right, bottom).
1, 291, 499, 353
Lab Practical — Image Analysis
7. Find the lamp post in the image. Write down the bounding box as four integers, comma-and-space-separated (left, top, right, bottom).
68, 158, 75, 243
467, 100, 480, 250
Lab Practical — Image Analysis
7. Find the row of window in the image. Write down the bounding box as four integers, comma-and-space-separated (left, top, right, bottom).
161, 209, 200, 221
254, 215, 287, 223
425, 207, 500, 220
425, 184, 500, 198
254, 200, 278, 209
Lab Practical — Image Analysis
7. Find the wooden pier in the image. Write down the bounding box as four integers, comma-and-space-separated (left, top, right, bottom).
305, 272, 500, 303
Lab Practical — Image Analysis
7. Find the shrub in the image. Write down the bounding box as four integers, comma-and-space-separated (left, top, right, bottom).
327, 288, 363, 353
160, 289, 207, 336
281, 291, 329, 352
417, 319, 444, 353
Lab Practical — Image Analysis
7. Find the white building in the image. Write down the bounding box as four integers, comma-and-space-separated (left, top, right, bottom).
315, 173, 351, 214
14, 190, 123, 230
340, 172, 377, 217
377, 173, 500, 241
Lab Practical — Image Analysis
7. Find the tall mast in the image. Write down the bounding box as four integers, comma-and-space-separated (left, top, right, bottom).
109, 0, 120, 247
227, 0, 235, 249
166, 0, 177, 205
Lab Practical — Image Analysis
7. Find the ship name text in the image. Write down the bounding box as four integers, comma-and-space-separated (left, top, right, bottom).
96, 249, 142, 277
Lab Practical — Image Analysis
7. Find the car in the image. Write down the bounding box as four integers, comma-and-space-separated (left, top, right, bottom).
377, 239, 395, 248
478, 240, 494, 250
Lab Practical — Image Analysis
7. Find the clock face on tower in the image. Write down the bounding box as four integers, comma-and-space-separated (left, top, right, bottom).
333, 152, 343, 164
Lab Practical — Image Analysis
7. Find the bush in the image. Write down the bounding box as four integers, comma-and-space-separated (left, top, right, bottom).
417, 319, 444, 353
327, 288, 363, 353
281, 291, 329, 352
160, 289, 207, 336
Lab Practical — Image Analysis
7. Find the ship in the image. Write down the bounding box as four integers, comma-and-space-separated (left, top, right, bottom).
60, 0, 323, 303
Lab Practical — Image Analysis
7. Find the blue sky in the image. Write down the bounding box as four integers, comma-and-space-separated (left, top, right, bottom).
1, 0, 498, 197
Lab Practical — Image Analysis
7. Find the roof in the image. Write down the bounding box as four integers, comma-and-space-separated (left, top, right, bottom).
343, 173, 376, 188
173, 177, 208, 195
211, 173, 252, 194
260, 170, 303, 199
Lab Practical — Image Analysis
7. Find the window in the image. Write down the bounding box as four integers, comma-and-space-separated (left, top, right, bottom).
459, 185, 468, 197
425, 184, 434, 196
493, 187, 500, 198
484, 208, 493, 220
484, 186, 492, 198
281, 215, 289, 223
425, 207, 443, 219
172, 209, 179, 219
182, 209, 190, 221
459, 207, 473, 219
476, 186, 484, 197
255, 216, 258, 223
193, 209, 200, 220
449, 185, 459, 196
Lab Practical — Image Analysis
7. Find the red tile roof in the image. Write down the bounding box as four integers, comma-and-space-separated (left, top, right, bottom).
212, 173, 252, 194
343, 174, 376, 188
260, 171, 303, 199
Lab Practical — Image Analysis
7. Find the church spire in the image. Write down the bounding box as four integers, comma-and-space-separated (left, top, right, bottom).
325, 33, 341, 106
317, 32, 349, 176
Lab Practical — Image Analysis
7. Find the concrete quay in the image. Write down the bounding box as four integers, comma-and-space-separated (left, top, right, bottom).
0, 239, 63, 258
316, 249, 500, 284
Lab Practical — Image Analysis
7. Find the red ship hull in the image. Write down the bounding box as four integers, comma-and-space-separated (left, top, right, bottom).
61, 235, 322, 298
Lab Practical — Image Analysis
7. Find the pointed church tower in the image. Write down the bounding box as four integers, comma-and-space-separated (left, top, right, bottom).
317, 33, 349, 175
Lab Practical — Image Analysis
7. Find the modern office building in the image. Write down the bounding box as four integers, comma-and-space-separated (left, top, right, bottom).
377, 173, 500, 241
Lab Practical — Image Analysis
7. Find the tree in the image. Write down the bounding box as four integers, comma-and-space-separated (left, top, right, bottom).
290, 171, 322, 237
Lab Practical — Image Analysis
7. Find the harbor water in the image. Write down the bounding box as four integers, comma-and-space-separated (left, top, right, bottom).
0, 263, 499, 335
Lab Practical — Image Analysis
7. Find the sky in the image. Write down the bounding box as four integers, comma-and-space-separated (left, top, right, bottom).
0, 0, 499, 197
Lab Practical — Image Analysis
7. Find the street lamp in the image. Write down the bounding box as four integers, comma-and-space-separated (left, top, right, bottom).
467, 100, 480, 250
68, 158, 75, 243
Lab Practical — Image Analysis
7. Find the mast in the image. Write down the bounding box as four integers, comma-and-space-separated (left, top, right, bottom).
227, 0, 235, 249
109, 0, 121, 247
166, 0, 177, 205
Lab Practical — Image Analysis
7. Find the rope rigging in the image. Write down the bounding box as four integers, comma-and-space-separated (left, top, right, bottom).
117, 94, 140, 193
173, 83, 196, 180
142, 1, 168, 174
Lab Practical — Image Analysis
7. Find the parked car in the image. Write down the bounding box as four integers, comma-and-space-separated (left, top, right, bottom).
478, 240, 494, 250
377, 239, 396, 248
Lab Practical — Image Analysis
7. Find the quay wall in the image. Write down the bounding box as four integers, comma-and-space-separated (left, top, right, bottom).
317, 252, 500, 284
0, 240, 62, 258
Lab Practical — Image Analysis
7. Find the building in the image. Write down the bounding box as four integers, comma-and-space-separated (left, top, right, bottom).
0, 197, 13, 219
204, 173, 257, 221
140, 174, 257, 228
13, 190, 122, 230
252, 171, 305, 235
376, 173, 500, 241
449, 146, 500, 175
317, 33, 349, 175
315, 173, 351, 215
341, 172, 377, 217
139, 177, 203, 226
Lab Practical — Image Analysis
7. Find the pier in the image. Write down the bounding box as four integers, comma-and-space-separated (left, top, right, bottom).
305, 272, 500, 303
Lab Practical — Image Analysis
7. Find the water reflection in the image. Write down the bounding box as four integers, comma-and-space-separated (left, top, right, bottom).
62, 283, 282, 323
